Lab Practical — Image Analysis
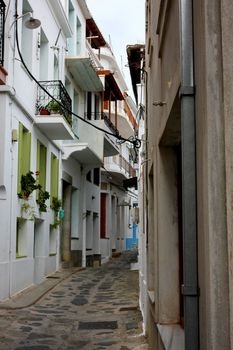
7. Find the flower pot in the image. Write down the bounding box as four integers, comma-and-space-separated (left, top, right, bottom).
39, 108, 50, 115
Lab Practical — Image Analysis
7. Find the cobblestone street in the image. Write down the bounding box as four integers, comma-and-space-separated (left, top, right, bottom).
0, 250, 148, 350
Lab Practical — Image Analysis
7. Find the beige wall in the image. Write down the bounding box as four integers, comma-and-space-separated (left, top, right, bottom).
144, 0, 233, 348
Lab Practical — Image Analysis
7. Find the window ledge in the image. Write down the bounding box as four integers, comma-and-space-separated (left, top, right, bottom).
157, 324, 184, 350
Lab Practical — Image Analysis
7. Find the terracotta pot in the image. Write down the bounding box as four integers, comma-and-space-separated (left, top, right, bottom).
39, 108, 50, 115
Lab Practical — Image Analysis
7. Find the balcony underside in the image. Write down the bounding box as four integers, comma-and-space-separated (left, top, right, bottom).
104, 135, 119, 157
62, 142, 103, 167
105, 110, 133, 139
34, 115, 74, 140
66, 57, 103, 92
102, 167, 128, 186
90, 120, 119, 157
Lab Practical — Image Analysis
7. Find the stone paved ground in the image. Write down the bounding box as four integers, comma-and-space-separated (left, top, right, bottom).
0, 250, 148, 350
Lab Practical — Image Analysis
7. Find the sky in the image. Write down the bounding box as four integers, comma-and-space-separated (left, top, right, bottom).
86, 0, 145, 98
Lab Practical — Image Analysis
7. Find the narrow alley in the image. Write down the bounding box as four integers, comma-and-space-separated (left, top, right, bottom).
0, 250, 148, 350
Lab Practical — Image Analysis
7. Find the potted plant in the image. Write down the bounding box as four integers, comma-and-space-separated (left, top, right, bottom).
36, 187, 50, 212
37, 103, 50, 115
46, 100, 61, 114
51, 196, 62, 228
18, 171, 40, 200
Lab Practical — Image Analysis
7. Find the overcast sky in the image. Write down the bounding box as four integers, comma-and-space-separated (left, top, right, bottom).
86, 0, 145, 97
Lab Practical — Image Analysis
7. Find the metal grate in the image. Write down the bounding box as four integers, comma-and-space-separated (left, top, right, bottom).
0, 0, 6, 66
37, 80, 72, 126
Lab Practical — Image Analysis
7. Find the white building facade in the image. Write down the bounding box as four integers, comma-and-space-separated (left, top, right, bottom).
0, 0, 138, 301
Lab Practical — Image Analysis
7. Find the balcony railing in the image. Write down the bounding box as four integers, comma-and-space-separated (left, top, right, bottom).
0, 0, 6, 66
84, 112, 119, 136
86, 40, 103, 71
107, 154, 136, 178
36, 80, 72, 126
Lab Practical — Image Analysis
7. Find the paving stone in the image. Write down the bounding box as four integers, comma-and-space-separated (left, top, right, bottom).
71, 296, 88, 305
79, 321, 118, 330
15, 347, 51, 350
0, 250, 148, 349
126, 322, 138, 330
27, 333, 55, 340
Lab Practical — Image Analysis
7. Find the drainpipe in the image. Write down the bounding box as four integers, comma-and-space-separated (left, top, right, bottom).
179, 1, 199, 349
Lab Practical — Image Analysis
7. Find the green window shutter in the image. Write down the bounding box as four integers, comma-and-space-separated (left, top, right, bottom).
37, 141, 47, 199
18, 123, 31, 194
17, 123, 23, 192
36, 141, 40, 200
50, 154, 59, 205
40, 145, 47, 191
23, 130, 31, 175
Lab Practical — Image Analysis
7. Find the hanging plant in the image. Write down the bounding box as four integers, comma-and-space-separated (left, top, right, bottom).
18, 171, 40, 200
51, 197, 62, 228
36, 187, 50, 212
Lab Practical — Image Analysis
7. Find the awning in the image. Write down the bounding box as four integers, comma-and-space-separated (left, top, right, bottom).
97, 70, 124, 100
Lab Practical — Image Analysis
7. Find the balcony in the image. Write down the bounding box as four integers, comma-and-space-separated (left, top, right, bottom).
35, 80, 74, 140
65, 44, 104, 91
62, 117, 104, 167
0, 0, 7, 85
103, 155, 136, 185
84, 112, 119, 157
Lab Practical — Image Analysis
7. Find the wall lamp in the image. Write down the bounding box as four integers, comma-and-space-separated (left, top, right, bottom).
8, 11, 41, 37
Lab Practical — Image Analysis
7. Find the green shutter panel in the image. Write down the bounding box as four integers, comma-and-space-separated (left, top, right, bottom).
17, 123, 23, 192
54, 157, 59, 199
40, 145, 47, 191
25, 131, 31, 174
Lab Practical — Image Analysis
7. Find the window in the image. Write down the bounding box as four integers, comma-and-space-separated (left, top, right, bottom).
39, 28, 49, 80
68, 0, 75, 55
100, 193, 106, 238
18, 123, 31, 192
36, 140, 47, 195
50, 153, 59, 205
53, 53, 59, 80
49, 225, 57, 255
87, 92, 92, 120
73, 90, 79, 137
0, 0, 6, 66
86, 170, 92, 182
94, 94, 100, 119
93, 168, 100, 186
76, 16, 81, 55
16, 218, 27, 258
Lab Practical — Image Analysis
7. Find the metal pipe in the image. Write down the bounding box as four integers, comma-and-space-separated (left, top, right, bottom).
179, 0, 199, 349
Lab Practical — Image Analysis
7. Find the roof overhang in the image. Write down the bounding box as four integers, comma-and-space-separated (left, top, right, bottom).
86, 18, 107, 48
97, 70, 124, 100
62, 142, 103, 166
126, 44, 145, 104
66, 57, 104, 91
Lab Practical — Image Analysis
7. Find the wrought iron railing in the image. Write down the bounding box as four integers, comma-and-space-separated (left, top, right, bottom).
0, 0, 6, 66
84, 112, 119, 136
36, 80, 72, 126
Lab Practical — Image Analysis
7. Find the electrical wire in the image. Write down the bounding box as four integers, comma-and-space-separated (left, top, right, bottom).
14, 2, 141, 151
